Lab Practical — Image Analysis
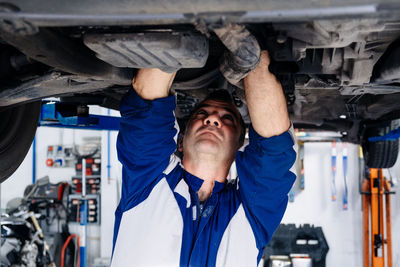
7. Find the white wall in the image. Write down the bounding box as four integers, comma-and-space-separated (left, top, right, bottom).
282, 142, 400, 267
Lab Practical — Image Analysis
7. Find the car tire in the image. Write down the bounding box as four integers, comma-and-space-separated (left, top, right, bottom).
363, 120, 399, 169
0, 102, 41, 183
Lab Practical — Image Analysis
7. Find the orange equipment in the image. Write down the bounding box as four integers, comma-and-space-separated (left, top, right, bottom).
362, 168, 393, 267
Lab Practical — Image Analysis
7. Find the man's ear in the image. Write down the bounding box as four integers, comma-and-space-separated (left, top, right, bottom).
177, 134, 184, 152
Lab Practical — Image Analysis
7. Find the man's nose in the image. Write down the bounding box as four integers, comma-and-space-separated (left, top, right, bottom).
204, 113, 221, 128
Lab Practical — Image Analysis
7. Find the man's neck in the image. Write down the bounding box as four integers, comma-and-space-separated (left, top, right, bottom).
182, 155, 231, 201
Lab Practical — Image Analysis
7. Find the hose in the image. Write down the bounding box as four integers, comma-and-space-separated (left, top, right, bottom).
61, 234, 80, 267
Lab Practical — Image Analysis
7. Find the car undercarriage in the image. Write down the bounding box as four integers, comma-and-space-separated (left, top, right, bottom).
1, 0, 400, 181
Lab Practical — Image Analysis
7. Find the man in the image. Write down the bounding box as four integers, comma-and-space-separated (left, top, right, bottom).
111, 51, 297, 266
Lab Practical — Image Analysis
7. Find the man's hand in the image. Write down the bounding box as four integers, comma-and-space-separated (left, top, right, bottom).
132, 68, 176, 100
244, 51, 291, 138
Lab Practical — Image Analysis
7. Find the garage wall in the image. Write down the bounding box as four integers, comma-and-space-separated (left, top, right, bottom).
282, 142, 400, 267
2, 126, 399, 266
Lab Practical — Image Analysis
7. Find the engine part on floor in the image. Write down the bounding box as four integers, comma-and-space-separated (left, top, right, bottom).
21, 177, 72, 266
84, 31, 209, 73
263, 224, 329, 267
1, 203, 57, 266
213, 23, 260, 86
361, 169, 394, 267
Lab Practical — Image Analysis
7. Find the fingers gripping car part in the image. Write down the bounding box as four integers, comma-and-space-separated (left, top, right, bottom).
83, 32, 209, 73
0, 26, 132, 85
213, 24, 260, 86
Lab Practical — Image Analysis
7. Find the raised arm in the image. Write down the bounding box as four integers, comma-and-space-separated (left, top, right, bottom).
116, 68, 177, 206
236, 50, 296, 249
243, 51, 290, 138
132, 68, 176, 100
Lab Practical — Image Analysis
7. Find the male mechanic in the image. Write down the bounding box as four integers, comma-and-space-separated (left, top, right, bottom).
111, 50, 297, 266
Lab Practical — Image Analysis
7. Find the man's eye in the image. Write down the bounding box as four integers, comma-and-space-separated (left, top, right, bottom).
223, 114, 234, 122
197, 110, 208, 116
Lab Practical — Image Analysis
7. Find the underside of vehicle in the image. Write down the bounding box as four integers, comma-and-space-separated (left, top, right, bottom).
1, 0, 400, 181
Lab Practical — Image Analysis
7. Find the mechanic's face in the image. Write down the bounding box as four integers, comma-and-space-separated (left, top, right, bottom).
181, 99, 242, 163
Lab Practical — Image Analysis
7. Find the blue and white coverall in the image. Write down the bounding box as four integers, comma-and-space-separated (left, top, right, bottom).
111, 89, 297, 266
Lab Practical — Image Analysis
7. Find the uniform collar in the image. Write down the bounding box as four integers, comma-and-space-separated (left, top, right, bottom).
183, 170, 226, 194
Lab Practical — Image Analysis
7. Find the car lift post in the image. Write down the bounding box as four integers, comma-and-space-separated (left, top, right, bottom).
39, 102, 120, 131
362, 168, 393, 267
80, 158, 88, 267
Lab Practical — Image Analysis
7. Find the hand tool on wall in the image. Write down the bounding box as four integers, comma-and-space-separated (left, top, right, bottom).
331, 141, 337, 201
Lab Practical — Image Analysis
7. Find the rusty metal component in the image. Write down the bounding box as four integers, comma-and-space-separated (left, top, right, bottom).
213, 23, 260, 86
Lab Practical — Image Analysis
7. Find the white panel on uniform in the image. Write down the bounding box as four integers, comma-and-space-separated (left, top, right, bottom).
216, 204, 258, 267
111, 178, 183, 267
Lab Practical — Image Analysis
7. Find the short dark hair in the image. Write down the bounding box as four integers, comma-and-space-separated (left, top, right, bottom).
187, 90, 246, 146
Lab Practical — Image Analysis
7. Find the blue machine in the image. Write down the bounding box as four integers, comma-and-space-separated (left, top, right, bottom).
39, 102, 120, 131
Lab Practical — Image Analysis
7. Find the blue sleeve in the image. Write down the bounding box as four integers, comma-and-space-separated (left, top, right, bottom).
116, 89, 178, 210
236, 125, 296, 249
